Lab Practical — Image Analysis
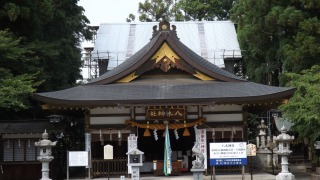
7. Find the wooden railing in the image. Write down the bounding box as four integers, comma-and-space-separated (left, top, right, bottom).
91, 157, 128, 178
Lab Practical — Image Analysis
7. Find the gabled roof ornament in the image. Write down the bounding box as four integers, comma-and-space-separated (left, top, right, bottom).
150, 20, 179, 40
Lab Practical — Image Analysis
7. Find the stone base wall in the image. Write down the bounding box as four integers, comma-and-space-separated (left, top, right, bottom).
256, 150, 278, 171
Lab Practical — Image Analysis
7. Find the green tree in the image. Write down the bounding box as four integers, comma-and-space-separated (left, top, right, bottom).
279, 65, 320, 146
0, 30, 43, 111
126, 13, 136, 22
230, 0, 320, 85
177, 0, 234, 21
0, 0, 92, 118
127, 0, 181, 22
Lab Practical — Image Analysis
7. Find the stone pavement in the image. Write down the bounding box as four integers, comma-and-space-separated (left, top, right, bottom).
66, 172, 273, 180
66, 172, 313, 180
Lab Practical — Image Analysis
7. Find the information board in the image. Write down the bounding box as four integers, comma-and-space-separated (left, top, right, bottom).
69, 151, 89, 167
209, 142, 247, 166
104, 144, 113, 159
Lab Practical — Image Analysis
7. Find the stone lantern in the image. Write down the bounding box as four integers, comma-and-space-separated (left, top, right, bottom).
274, 125, 295, 180
35, 130, 57, 180
126, 148, 144, 180
257, 119, 268, 150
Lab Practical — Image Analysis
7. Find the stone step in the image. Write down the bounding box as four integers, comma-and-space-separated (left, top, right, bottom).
288, 156, 304, 159
289, 165, 312, 173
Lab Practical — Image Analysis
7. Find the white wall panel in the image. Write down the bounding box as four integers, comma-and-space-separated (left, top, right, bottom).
90, 108, 130, 114
187, 106, 198, 112
202, 104, 242, 112
187, 115, 198, 119
204, 114, 243, 122
90, 116, 130, 125
135, 116, 146, 120
135, 108, 145, 113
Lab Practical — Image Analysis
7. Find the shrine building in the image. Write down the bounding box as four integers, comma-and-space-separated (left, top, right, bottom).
34, 21, 296, 177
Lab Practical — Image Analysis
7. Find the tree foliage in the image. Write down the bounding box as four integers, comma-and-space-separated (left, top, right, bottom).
230, 0, 320, 85
0, 30, 43, 111
127, 0, 182, 22
177, 0, 234, 21
279, 65, 320, 147
0, 0, 92, 117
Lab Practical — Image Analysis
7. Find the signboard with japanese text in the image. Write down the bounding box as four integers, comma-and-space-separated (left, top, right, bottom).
146, 108, 186, 120
247, 144, 256, 156
85, 133, 91, 168
209, 142, 247, 166
104, 144, 113, 159
195, 129, 207, 169
69, 151, 89, 167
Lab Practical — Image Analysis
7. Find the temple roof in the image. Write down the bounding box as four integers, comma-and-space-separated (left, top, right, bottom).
34, 21, 296, 109
86, 29, 245, 85
35, 78, 295, 106
0, 120, 68, 134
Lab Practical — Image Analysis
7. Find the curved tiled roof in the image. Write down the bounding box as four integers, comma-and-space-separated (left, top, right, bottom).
86, 29, 245, 85
35, 78, 294, 103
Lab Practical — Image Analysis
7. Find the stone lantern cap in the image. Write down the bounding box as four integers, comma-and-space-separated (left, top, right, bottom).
257, 120, 268, 129
274, 125, 294, 142
35, 130, 57, 147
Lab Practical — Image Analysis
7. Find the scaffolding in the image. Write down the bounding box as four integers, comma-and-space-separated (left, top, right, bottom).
82, 49, 244, 81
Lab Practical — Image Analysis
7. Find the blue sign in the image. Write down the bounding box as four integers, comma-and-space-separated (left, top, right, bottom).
209, 142, 247, 166
210, 158, 247, 166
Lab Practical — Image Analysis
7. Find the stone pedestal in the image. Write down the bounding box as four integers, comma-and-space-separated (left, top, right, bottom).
131, 166, 140, 180
276, 155, 295, 180
191, 169, 205, 180
311, 167, 320, 180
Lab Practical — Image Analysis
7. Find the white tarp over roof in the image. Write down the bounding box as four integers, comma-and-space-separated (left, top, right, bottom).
92, 21, 241, 70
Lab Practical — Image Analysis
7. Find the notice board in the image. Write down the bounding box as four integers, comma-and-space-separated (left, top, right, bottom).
209, 142, 247, 166
69, 151, 89, 167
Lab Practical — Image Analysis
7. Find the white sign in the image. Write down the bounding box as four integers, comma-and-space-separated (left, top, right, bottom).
195, 129, 207, 169
69, 151, 89, 167
128, 134, 137, 152
247, 144, 256, 156
85, 133, 91, 168
104, 144, 113, 159
210, 142, 247, 166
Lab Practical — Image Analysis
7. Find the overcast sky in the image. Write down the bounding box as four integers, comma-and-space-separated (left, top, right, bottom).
78, 0, 142, 48
77, 0, 143, 79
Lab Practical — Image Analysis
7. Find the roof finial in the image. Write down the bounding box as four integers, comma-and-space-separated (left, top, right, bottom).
162, 15, 167, 22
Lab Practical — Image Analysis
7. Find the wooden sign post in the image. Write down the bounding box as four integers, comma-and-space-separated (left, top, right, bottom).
104, 145, 113, 180
247, 144, 257, 180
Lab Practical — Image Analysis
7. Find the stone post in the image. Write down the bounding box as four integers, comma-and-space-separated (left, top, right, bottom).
274, 125, 295, 180
35, 130, 57, 180
256, 136, 260, 147
273, 136, 278, 151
